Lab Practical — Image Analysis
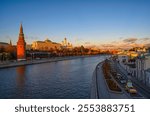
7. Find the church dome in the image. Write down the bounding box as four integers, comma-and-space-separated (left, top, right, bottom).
45, 38, 52, 43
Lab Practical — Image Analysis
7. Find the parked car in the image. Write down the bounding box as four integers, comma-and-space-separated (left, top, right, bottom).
116, 73, 122, 79
125, 80, 137, 94
116, 74, 127, 84
119, 78, 127, 84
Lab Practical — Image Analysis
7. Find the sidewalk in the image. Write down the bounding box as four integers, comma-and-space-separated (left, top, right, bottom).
91, 61, 129, 99
0, 56, 88, 69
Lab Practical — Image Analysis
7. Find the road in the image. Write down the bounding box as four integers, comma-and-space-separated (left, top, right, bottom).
114, 60, 150, 98
91, 58, 150, 99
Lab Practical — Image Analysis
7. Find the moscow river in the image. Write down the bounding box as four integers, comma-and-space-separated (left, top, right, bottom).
0, 55, 106, 99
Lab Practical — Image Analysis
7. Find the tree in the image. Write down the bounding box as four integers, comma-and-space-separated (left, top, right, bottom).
80, 45, 85, 55
0, 46, 5, 53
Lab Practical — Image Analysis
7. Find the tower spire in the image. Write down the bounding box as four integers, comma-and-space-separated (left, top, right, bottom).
20, 23, 23, 34
10, 39, 12, 46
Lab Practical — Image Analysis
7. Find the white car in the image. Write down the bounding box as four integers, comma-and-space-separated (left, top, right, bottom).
120, 79, 127, 84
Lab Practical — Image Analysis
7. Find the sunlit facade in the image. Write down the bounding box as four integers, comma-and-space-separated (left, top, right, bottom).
61, 38, 73, 49
32, 39, 61, 51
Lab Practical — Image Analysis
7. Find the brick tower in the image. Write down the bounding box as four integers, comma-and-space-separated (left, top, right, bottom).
17, 24, 26, 60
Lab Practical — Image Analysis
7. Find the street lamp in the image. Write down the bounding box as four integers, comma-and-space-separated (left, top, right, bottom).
137, 53, 145, 84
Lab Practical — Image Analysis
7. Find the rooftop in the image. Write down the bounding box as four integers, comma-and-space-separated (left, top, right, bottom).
0, 42, 9, 45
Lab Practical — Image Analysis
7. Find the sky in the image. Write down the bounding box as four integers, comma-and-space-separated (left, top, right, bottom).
0, 0, 150, 48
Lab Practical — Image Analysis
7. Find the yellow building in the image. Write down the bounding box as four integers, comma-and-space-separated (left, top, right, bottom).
32, 39, 61, 51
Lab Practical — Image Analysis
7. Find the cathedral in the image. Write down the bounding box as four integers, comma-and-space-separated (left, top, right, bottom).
17, 24, 26, 60
61, 38, 73, 49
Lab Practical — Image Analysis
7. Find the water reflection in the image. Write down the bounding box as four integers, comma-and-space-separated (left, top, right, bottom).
16, 66, 26, 78
0, 56, 106, 98
16, 66, 26, 96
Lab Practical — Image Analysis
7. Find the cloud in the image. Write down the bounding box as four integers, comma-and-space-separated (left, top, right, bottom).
101, 44, 115, 48
123, 38, 137, 43
111, 41, 117, 43
140, 37, 150, 41
84, 42, 91, 44
97, 37, 150, 50
25, 36, 39, 41
119, 37, 124, 40
85, 45, 97, 48
5, 35, 13, 41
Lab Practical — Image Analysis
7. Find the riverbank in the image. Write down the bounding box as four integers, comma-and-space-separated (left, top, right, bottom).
0, 55, 100, 69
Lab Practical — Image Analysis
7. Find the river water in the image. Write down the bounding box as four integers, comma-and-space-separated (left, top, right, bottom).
0, 55, 106, 99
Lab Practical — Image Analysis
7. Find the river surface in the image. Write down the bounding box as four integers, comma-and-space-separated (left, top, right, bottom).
0, 55, 106, 99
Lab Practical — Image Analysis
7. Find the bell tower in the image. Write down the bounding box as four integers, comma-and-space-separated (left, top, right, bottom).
17, 23, 26, 60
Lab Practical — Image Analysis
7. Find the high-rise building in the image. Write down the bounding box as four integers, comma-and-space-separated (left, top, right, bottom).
17, 24, 26, 60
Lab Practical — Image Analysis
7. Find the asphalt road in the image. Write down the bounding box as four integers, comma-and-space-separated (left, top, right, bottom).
115, 60, 150, 99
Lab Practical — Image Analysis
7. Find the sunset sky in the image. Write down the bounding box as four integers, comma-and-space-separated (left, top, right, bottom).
0, 0, 150, 48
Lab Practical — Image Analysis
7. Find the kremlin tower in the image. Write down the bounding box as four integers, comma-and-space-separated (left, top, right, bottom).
17, 24, 26, 60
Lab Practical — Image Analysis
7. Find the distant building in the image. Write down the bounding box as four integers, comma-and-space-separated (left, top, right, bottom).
135, 53, 150, 86
144, 53, 150, 70
145, 68, 150, 87
32, 39, 61, 51
117, 47, 150, 87
61, 38, 73, 49
26, 44, 32, 51
0, 42, 9, 49
147, 47, 150, 53
17, 24, 26, 60
131, 47, 147, 52
127, 51, 138, 59
0, 41, 16, 52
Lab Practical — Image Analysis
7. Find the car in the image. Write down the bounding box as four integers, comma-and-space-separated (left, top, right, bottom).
120, 78, 127, 84
116, 73, 122, 79
117, 73, 121, 76
125, 80, 137, 94
116, 74, 127, 84
116, 75, 127, 84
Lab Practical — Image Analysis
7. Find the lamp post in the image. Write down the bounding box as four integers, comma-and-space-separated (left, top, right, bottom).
0, 53, 2, 62
138, 53, 145, 84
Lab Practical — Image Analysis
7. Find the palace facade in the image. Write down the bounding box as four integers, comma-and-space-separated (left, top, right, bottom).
32, 39, 61, 51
